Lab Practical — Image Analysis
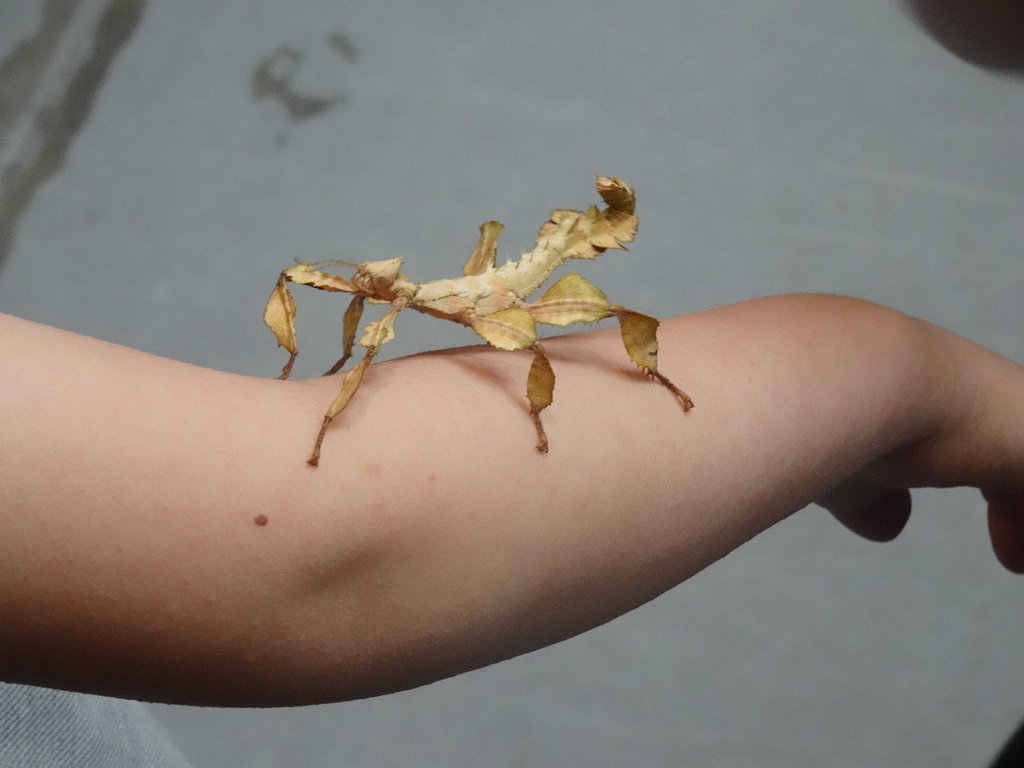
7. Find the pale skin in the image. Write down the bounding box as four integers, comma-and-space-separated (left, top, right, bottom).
0, 294, 1022, 707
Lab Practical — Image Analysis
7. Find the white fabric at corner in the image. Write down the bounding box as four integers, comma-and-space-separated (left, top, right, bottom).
0, 683, 193, 768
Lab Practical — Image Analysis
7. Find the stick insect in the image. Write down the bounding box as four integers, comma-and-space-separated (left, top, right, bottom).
264, 176, 693, 466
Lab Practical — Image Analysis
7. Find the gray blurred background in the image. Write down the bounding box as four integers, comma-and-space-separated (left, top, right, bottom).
2, 1, 1023, 766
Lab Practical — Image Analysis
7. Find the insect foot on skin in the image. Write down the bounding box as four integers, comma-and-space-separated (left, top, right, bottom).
264, 176, 694, 466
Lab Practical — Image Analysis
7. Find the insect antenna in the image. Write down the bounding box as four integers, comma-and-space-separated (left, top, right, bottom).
312, 258, 363, 270
287, 256, 364, 270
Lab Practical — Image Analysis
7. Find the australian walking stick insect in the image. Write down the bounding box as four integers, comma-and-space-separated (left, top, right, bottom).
264, 176, 693, 466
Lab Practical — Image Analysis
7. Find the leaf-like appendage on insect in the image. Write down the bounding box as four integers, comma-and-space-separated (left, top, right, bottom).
529, 273, 611, 326
341, 296, 366, 352
526, 344, 556, 452
527, 345, 555, 414
327, 362, 367, 420
595, 174, 636, 215
324, 294, 367, 376
463, 221, 504, 276
264, 278, 298, 356
472, 308, 538, 350
283, 263, 358, 293
360, 312, 398, 348
615, 308, 661, 372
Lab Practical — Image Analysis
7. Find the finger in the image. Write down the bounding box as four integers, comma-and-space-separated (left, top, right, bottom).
819, 485, 913, 543
903, 0, 1024, 71
984, 490, 1024, 574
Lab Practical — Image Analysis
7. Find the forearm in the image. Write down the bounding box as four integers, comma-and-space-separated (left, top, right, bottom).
0, 296, 988, 704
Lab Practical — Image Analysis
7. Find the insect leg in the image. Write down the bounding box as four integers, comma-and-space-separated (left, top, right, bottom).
470, 307, 556, 452
309, 355, 373, 466
308, 298, 406, 466
527, 343, 555, 453
323, 295, 366, 376
263, 273, 299, 379
265, 264, 361, 380
610, 305, 694, 411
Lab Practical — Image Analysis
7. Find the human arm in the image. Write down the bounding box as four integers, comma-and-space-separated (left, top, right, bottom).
0, 293, 1021, 706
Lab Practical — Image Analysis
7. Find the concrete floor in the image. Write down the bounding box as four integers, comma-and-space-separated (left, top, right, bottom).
2, 1, 1024, 766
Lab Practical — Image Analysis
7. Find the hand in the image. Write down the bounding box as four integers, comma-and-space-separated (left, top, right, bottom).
816, 317, 1024, 572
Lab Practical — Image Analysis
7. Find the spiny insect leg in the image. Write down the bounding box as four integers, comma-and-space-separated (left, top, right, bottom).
308, 299, 406, 466
611, 305, 694, 411
324, 295, 366, 376
526, 343, 555, 453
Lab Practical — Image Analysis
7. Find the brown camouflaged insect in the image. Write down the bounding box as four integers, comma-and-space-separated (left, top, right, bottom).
264, 176, 693, 466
